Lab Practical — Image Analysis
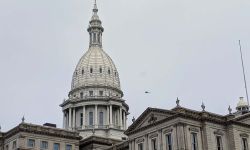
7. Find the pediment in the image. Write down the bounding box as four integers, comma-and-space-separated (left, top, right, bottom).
126, 108, 175, 134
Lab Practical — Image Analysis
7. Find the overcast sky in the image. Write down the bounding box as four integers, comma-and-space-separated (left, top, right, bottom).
0, 0, 250, 131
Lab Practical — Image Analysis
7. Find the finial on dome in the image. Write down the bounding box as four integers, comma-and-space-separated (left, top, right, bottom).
93, 0, 98, 13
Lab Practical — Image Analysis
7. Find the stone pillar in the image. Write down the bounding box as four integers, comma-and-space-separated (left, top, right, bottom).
107, 105, 110, 126
110, 105, 113, 127
72, 108, 76, 130
69, 108, 72, 129
176, 123, 186, 150
123, 110, 126, 130
125, 114, 127, 130
63, 111, 66, 129
95, 105, 98, 128
82, 106, 86, 129
158, 129, 163, 150
119, 107, 123, 129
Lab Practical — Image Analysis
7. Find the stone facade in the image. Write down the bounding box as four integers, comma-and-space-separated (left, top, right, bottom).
1, 123, 80, 150
121, 102, 250, 150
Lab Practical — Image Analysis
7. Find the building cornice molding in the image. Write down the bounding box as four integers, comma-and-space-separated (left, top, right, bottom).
4, 123, 81, 140
69, 85, 124, 97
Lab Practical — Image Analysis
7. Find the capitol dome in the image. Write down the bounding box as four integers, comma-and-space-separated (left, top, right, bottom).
71, 46, 121, 91
68, 2, 123, 98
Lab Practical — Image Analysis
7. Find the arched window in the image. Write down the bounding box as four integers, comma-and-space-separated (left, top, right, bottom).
90, 68, 93, 73
80, 113, 83, 126
93, 33, 96, 43
99, 112, 104, 126
80, 92, 83, 99
89, 112, 93, 126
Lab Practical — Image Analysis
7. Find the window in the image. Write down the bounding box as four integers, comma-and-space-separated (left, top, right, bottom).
82, 69, 84, 75
166, 134, 172, 150
191, 133, 198, 150
216, 136, 222, 150
242, 138, 249, 150
5, 145, 9, 150
40, 141, 48, 149
80, 113, 83, 126
75, 71, 77, 76
53, 143, 60, 150
99, 112, 104, 126
66, 144, 72, 150
151, 138, 157, 150
99, 68, 102, 73
108, 69, 111, 75
138, 143, 143, 150
13, 141, 17, 149
90, 68, 93, 73
27, 139, 35, 148
89, 91, 93, 96
89, 112, 94, 126
80, 92, 83, 98
99, 91, 103, 96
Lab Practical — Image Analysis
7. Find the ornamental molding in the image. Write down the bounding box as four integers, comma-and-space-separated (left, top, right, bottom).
189, 127, 199, 133
240, 133, 249, 138
163, 128, 173, 134
213, 130, 224, 136
136, 138, 144, 143
149, 133, 158, 139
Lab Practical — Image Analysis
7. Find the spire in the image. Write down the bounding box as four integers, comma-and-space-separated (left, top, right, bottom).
93, 0, 98, 13
88, 0, 104, 48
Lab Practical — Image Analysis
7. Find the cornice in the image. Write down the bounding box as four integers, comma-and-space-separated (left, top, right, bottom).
68, 85, 124, 97
125, 107, 248, 136
4, 123, 81, 140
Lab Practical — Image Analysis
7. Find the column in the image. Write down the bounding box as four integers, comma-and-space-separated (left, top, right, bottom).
72, 108, 76, 130
82, 106, 86, 129
125, 115, 127, 130
69, 108, 72, 129
123, 110, 126, 130
110, 105, 113, 127
119, 107, 122, 129
107, 105, 110, 127
176, 123, 185, 150
63, 111, 66, 129
95, 105, 98, 128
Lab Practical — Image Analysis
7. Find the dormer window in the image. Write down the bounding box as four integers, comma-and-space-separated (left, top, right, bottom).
90, 68, 93, 73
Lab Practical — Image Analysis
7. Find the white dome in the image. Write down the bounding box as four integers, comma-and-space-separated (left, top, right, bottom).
71, 46, 121, 91
237, 97, 248, 108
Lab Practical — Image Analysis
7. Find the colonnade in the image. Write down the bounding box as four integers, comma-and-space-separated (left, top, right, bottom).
63, 104, 127, 130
